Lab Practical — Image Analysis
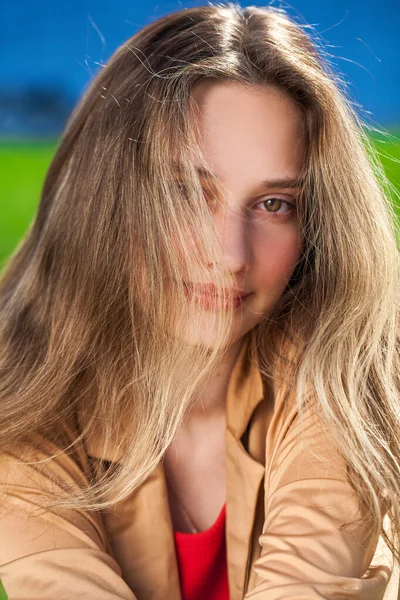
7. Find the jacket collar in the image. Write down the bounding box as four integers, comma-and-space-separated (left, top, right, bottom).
225, 329, 265, 439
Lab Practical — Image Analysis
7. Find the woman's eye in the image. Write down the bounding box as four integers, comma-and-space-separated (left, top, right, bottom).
177, 183, 295, 219
177, 182, 219, 211
255, 197, 295, 218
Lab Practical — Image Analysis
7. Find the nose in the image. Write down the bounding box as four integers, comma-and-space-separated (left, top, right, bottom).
209, 206, 250, 274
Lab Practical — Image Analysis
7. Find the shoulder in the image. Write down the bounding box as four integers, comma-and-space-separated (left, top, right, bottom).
0, 410, 105, 541
0, 413, 137, 599
1, 409, 93, 489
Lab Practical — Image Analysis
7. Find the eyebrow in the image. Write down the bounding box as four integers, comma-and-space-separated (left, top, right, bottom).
173, 163, 301, 190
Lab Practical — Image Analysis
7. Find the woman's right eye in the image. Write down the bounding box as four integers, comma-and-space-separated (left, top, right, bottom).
177, 182, 218, 211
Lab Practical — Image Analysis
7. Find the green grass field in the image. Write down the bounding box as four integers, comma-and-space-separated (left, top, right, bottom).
0, 133, 399, 272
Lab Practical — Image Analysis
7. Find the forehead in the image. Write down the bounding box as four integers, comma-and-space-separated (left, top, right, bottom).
186, 81, 305, 188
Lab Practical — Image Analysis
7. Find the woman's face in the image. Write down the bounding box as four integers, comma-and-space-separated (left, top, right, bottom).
178, 80, 305, 349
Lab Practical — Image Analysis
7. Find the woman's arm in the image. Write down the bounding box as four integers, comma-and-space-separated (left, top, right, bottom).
245, 401, 395, 599
0, 436, 137, 600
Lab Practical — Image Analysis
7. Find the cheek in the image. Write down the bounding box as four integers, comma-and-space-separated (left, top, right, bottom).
254, 227, 302, 288
169, 225, 202, 279
168, 220, 219, 278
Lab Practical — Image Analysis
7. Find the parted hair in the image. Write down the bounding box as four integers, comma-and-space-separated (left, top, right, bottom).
0, 2, 399, 563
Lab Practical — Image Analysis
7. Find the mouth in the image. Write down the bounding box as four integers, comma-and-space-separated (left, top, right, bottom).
183, 282, 252, 311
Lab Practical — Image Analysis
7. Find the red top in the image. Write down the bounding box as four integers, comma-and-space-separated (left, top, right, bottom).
173, 503, 229, 600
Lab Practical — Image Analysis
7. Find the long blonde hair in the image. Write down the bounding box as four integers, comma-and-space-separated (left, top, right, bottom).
1, 2, 399, 563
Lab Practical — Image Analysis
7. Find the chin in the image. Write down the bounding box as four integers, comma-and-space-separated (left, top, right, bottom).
177, 311, 258, 351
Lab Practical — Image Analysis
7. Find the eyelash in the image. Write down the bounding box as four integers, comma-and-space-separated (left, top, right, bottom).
254, 197, 297, 220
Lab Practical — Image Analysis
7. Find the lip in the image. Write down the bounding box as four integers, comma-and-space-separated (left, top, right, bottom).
185, 282, 250, 298
183, 282, 252, 311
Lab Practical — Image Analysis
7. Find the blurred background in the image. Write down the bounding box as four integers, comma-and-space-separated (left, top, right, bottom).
1, 0, 399, 271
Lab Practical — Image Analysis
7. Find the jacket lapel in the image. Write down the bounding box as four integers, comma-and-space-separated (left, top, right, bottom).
225, 429, 265, 599
102, 461, 182, 600
77, 409, 183, 599
225, 332, 267, 600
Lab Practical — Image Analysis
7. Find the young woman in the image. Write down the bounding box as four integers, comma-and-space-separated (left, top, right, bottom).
0, 3, 399, 599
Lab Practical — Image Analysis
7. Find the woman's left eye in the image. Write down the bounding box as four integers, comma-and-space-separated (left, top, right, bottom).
254, 197, 296, 218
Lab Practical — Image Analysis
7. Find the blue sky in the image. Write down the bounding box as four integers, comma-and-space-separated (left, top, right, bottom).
1, 0, 399, 135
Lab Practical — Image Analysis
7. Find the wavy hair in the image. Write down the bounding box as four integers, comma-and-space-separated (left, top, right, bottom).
0, 2, 399, 564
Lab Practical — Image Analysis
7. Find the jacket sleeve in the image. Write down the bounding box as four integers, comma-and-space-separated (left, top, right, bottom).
245, 399, 395, 600
0, 432, 137, 600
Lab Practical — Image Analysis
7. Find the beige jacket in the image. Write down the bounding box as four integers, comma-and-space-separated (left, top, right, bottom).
0, 333, 398, 600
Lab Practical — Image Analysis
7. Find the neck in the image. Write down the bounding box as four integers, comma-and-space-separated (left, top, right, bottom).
184, 335, 246, 424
